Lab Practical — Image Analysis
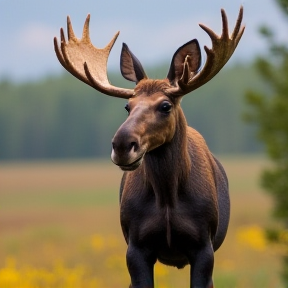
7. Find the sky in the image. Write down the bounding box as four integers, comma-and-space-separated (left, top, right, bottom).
1, 0, 287, 82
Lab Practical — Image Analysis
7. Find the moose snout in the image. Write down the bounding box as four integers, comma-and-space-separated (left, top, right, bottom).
111, 129, 144, 170
112, 138, 139, 156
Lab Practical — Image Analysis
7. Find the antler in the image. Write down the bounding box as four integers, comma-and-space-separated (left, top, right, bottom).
167, 6, 245, 97
54, 14, 134, 99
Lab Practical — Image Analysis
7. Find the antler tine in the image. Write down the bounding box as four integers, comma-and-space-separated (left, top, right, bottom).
231, 6, 244, 40
54, 15, 134, 99
67, 16, 76, 41
220, 9, 229, 40
167, 6, 245, 97
82, 14, 90, 42
54, 35, 66, 69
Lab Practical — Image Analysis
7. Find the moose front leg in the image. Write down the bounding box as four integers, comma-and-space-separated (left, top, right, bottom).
126, 243, 156, 288
189, 242, 214, 288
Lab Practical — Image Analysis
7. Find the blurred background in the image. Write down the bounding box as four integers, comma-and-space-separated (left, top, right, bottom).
1, 0, 288, 287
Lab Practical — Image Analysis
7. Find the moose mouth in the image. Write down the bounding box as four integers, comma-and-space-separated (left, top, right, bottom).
117, 155, 145, 171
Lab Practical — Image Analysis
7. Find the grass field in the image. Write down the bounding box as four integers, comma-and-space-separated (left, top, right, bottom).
0, 156, 284, 287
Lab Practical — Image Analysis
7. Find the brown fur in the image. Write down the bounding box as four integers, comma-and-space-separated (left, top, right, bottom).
134, 79, 171, 96
116, 81, 229, 287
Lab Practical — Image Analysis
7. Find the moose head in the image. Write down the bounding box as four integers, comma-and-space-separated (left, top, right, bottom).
54, 7, 244, 172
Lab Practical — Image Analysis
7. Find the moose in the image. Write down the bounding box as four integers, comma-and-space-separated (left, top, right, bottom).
54, 7, 244, 288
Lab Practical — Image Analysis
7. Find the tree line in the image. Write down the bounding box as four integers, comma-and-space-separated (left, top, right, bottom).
0, 62, 264, 160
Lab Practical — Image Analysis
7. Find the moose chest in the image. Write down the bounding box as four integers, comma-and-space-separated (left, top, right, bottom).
120, 174, 218, 250
120, 184, 218, 270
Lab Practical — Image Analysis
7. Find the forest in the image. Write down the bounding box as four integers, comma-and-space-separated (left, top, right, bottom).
0, 62, 265, 160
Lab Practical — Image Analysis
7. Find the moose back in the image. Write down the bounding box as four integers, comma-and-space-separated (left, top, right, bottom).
54, 7, 244, 288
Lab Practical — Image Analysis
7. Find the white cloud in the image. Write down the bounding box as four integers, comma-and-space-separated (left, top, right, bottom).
19, 24, 55, 51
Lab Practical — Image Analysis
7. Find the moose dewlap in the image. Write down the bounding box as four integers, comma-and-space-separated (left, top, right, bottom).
54, 6, 245, 288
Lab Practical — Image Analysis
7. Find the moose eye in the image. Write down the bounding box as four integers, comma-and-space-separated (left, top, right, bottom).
159, 101, 172, 114
124, 103, 130, 115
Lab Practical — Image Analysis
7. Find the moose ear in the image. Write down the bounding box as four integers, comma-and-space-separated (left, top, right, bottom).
120, 43, 148, 84
167, 39, 201, 86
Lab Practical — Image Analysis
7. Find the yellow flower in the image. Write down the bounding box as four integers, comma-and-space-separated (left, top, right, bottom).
0, 257, 20, 286
0, 257, 104, 288
237, 225, 267, 251
91, 234, 105, 252
154, 262, 169, 277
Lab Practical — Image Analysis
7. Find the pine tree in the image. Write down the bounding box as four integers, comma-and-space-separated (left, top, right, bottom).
245, 0, 288, 284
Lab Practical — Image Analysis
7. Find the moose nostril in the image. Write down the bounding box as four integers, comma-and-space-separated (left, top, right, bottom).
112, 140, 139, 153
130, 141, 139, 152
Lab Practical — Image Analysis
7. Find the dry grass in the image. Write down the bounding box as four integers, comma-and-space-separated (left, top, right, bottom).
0, 156, 284, 287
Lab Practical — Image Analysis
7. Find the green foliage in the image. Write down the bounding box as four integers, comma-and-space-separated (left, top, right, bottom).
244, 0, 288, 285
276, 0, 288, 16
245, 27, 288, 218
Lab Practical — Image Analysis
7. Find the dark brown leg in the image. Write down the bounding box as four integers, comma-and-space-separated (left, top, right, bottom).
189, 242, 214, 288
126, 243, 156, 288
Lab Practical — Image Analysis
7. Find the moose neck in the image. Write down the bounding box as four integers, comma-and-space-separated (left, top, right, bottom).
143, 107, 191, 207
